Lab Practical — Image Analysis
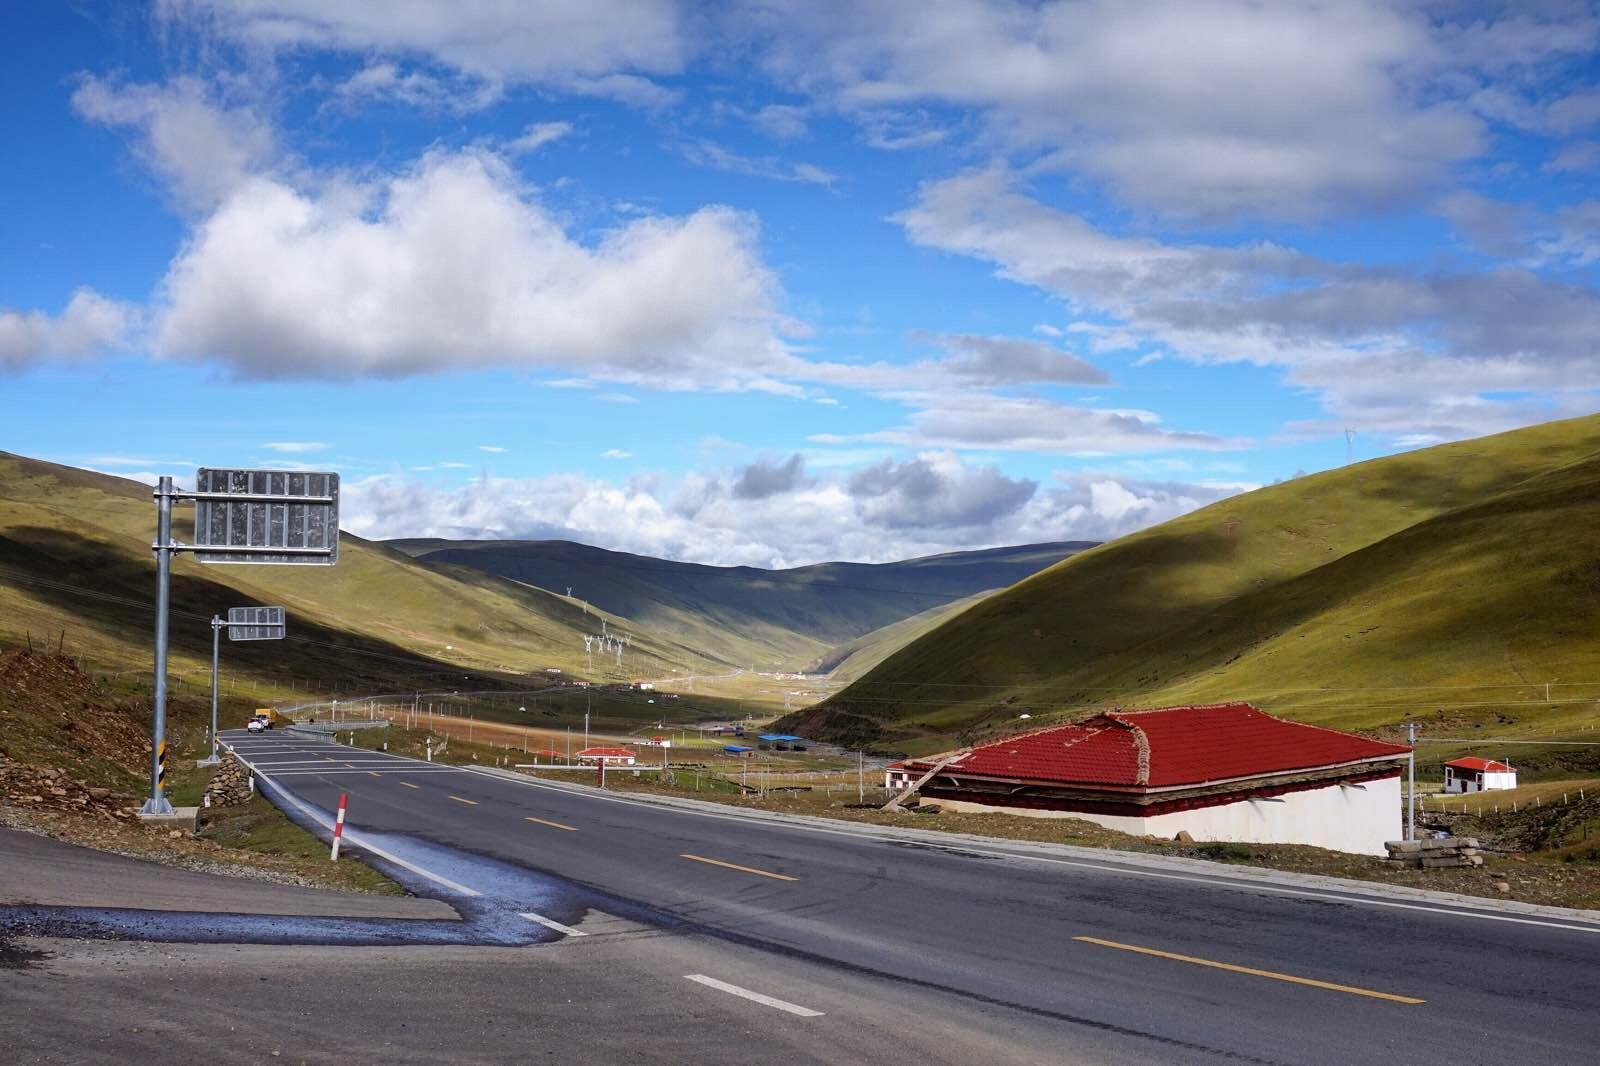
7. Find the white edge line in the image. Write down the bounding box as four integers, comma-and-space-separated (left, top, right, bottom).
465, 769, 1600, 936
258, 768, 462, 777
684, 974, 823, 1017
249, 768, 482, 898
517, 911, 588, 937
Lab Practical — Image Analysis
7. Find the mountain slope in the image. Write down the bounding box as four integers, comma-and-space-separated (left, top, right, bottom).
0, 453, 706, 691
387, 538, 1089, 669
785, 415, 1600, 752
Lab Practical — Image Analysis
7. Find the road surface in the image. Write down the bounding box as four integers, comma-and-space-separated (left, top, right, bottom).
8, 727, 1600, 1063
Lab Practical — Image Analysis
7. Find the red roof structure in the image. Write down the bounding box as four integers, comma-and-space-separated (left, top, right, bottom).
577, 747, 636, 759
1445, 757, 1514, 773
903, 703, 1410, 790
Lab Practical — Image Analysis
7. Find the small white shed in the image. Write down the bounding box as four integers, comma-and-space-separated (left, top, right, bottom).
1443, 757, 1517, 793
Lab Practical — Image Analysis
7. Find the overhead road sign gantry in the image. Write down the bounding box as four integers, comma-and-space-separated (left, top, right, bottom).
141, 472, 337, 816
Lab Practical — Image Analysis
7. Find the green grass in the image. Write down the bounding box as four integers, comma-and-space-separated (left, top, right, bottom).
791, 414, 1600, 755
200, 796, 404, 894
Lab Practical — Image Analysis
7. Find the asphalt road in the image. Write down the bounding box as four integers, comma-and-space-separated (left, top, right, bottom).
11, 728, 1600, 1064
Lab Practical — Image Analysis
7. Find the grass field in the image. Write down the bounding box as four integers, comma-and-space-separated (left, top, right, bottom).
790, 415, 1600, 760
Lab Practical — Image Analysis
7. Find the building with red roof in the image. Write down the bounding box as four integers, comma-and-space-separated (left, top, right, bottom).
894, 703, 1411, 855
1443, 757, 1516, 794
576, 747, 637, 766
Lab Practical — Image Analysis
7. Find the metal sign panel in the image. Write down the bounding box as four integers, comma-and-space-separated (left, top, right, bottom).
194, 469, 339, 565
227, 605, 286, 641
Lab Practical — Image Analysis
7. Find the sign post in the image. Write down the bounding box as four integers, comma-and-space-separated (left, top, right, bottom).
141, 470, 338, 817
199, 606, 289, 766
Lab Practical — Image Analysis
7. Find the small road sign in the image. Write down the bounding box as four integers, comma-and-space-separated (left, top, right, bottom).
193, 469, 339, 566
227, 605, 286, 641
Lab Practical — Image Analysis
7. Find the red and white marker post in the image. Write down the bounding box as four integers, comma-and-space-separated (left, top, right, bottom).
330, 792, 349, 860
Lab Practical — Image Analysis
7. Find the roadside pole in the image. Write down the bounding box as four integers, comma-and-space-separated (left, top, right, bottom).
142, 476, 177, 815
1407, 722, 1417, 841
197, 615, 223, 766
330, 793, 349, 860
858, 750, 864, 804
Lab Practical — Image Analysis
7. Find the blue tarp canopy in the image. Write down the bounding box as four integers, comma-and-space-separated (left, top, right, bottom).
723, 745, 753, 753
758, 734, 804, 741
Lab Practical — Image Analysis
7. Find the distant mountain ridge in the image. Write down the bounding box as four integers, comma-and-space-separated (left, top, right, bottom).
387, 538, 1092, 668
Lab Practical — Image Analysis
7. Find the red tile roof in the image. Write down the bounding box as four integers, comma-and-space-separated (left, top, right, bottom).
906, 703, 1410, 789
1445, 757, 1515, 773
577, 747, 636, 758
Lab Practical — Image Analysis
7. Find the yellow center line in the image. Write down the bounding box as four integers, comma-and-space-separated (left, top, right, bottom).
1072, 936, 1425, 1005
400, 782, 420, 790
681, 854, 797, 882
448, 795, 478, 806
525, 816, 579, 832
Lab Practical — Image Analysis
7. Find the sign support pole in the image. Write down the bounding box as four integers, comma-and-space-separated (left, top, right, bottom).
198, 616, 223, 766
141, 477, 176, 815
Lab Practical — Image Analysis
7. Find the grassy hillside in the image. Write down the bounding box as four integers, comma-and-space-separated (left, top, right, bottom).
388, 538, 1088, 670
0, 453, 713, 695
786, 416, 1600, 766
807, 591, 994, 683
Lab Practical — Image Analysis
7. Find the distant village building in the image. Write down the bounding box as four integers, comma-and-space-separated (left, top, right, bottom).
576, 747, 637, 766
889, 703, 1412, 856
1443, 757, 1517, 794
639, 735, 672, 748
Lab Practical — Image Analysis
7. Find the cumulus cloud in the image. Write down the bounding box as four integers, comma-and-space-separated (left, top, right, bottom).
926, 333, 1107, 385
331, 61, 499, 112
848, 453, 1034, 528
897, 167, 1600, 440
153, 148, 791, 382
339, 452, 1243, 567
71, 76, 276, 212
0, 289, 138, 370
732, 453, 811, 499
678, 139, 837, 187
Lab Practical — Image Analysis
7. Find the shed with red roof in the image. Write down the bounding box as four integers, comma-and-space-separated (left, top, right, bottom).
576, 747, 637, 766
1443, 757, 1516, 794
894, 703, 1411, 855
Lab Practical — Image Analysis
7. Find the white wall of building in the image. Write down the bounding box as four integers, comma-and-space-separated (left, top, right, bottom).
936, 776, 1403, 856
1445, 768, 1517, 793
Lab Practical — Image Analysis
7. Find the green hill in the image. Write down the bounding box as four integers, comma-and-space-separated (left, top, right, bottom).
0, 452, 709, 695
807, 591, 994, 683
387, 538, 1088, 670
784, 416, 1600, 764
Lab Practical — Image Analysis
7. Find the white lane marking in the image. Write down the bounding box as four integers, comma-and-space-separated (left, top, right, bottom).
257, 768, 461, 777
468, 770, 1600, 936
252, 775, 481, 898
683, 974, 823, 1017
518, 911, 588, 937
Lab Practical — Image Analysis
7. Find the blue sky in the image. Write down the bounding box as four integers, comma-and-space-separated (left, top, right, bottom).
3, 2, 1599, 566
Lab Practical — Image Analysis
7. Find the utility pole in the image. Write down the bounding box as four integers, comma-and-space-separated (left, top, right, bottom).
858, 749, 864, 803
1407, 722, 1417, 841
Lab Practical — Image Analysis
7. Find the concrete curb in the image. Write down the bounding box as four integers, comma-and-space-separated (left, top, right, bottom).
467, 766, 1600, 928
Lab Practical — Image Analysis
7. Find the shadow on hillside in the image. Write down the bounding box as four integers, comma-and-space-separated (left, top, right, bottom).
1, 526, 518, 693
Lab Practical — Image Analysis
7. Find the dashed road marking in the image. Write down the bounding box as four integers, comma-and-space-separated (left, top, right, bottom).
448, 795, 479, 806
1072, 936, 1425, 1005
525, 816, 579, 832
681, 854, 797, 881
401, 782, 420, 790
683, 974, 822, 1017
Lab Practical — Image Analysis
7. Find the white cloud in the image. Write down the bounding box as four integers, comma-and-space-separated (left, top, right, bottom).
602, 449, 633, 459
479, 445, 508, 454
153, 148, 792, 383
340, 453, 1243, 567
678, 139, 837, 187
72, 76, 277, 212
437, 461, 472, 469
749, 0, 1489, 220
262, 441, 326, 453
896, 167, 1600, 441
0, 289, 138, 370
815, 391, 1244, 455
752, 104, 810, 141
507, 121, 574, 154
162, 0, 688, 103
597, 392, 640, 404
331, 61, 499, 112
